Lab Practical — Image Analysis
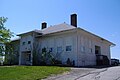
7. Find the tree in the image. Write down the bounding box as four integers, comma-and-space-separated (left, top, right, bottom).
32, 42, 41, 65
40, 47, 53, 65
0, 17, 13, 43
0, 17, 14, 65
4, 42, 19, 65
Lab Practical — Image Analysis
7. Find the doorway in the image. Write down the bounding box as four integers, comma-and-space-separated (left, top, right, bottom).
95, 45, 101, 55
21, 51, 32, 65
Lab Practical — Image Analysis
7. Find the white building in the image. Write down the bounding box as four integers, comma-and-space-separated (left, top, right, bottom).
15, 14, 115, 66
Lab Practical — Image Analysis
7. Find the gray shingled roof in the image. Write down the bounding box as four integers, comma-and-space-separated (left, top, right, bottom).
40, 23, 115, 46
17, 23, 115, 46
41, 23, 76, 34
17, 23, 76, 36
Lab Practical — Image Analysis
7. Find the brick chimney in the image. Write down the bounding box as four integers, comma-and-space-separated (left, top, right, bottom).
41, 22, 47, 29
71, 14, 77, 27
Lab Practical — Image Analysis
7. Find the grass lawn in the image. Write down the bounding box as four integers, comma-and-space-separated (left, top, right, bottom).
0, 66, 70, 80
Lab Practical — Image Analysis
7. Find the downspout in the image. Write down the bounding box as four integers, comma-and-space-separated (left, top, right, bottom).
76, 29, 79, 67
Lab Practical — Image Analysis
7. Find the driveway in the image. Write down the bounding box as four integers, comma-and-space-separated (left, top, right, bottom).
77, 66, 120, 80
42, 67, 96, 80
43, 66, 120, 80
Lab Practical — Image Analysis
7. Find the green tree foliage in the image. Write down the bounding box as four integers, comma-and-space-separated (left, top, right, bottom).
0, 17, 13, 43
0, 45, 5, 56
40, 47, 53, 65
0, 17, 14, 65
4, 43, 19, 65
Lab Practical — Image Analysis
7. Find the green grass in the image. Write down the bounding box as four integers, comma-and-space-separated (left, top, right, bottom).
0, 66, 70, 80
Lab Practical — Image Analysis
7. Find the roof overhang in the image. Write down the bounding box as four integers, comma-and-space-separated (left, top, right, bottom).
17, 30, 42, 36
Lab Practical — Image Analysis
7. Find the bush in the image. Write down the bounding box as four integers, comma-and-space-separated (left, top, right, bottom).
51, 58, 62, 65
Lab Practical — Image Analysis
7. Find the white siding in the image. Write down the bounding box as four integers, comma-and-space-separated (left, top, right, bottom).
38, 30, 78, 66
19, 33, 34, 65
18, 23, 112, 66
77, 30, 111, 66
20, 34, 33, 51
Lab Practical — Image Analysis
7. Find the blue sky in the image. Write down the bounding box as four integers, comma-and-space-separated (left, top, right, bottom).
1, 0, 120, 59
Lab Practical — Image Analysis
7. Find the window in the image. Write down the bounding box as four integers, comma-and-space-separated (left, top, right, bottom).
91, 48, 92, 53
22, 42, 25, 45
66, 46, 72, 51
89, 48, 92, 53
28, 41, 31, 44
57, 46, 62, 53
81, 46, 85, 52
95, 46, 101, 55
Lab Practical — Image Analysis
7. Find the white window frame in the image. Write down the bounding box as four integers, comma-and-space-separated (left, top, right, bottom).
66, 45, 72, 52
57, 46, 62, 53
22, 42, 25, 45
28, 41, 31, 44
81, 46, 85, 53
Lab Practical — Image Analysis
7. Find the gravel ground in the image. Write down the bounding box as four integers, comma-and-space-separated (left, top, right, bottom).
43, 66, 120, 80
77, 66, 120, 80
